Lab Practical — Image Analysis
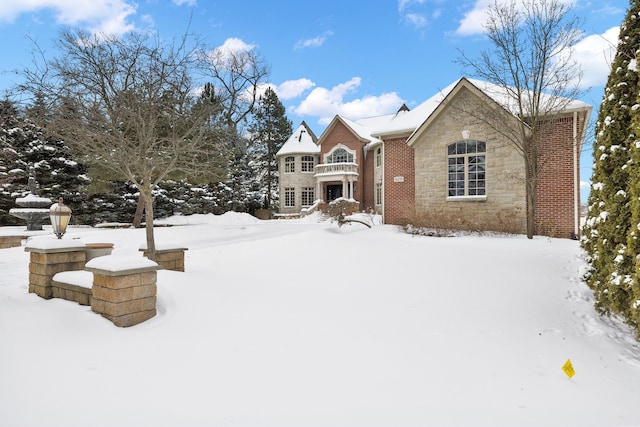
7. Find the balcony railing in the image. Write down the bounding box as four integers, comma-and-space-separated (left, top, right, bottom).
314, 162, 359, 177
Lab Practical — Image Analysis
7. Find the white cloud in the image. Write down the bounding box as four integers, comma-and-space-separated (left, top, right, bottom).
455, 0, 575, 36
0, 0, 137, 35
399, 0, 437, 29
276, 79, 316, 100
572, 27, 619, 89
404, 13, 428, 29
292, 77, 405, 125
398, 0, 426, 13
172, 0, 197, 6
294, 31, 334, 50
208, 37, 257, 64
455, 0, 492, 36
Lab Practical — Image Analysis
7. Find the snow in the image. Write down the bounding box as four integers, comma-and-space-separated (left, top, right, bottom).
84, 254, 158, 272
15, 193, 52, 205
311, 78, 590, 150
1, 213, 640, 426
52, 270, 93, 288
277, 123, 320, 155
24, 236, 87, 252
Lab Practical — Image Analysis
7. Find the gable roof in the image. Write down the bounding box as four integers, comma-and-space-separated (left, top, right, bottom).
314, 77, 591, 149
276, 121, 319, 156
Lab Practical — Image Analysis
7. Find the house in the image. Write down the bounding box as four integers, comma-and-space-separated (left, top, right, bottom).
276, 78, 591, 238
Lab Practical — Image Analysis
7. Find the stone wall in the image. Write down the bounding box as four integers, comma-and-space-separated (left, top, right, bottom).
141, 247, 187, 272
88, 266, 158, 328
0, 235, 28, 248
410, 87, 527, 233
278, 153, 319, 214
26, 243, 87, 299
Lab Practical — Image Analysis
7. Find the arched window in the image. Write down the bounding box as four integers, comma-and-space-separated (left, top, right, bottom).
447, 140, 486, 197
327, 147, 354, 163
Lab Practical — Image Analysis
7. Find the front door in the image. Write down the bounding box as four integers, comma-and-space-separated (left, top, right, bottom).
327, 184, 342, 201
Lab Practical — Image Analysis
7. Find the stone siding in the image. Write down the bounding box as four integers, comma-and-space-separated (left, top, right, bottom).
27, 249, 87, 299
278, 153, 319, 214
411, 88, 527, 233
89, 268, 158, 327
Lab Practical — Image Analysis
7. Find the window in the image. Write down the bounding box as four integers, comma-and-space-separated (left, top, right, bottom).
447, 140, 486, 197
301, 156, 315, 172
375, 182, 382, 206
284, 187, 295, 207
284, 156, 295, 173
375, 147, 381, 167
301, 187, 314, 206
327, 147, 354, 163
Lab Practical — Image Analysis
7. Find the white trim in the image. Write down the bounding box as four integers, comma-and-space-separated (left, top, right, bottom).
324, 144, 356, 164
446, 196, 487, 202
573, 111, 579, 237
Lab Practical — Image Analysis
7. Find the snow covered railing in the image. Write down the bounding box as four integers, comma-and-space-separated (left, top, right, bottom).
301, 199, 322, 217
314, 162, 359, 177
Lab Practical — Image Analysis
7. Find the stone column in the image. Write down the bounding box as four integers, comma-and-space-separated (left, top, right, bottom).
140, 246, 188, 272
85, 256, 159, 327
24, 240, 87, 299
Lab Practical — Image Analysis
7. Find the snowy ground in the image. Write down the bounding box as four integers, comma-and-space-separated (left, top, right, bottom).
1, 212, 639, 426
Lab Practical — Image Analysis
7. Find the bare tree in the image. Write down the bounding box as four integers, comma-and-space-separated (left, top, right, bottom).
457, 0, 585, 238
21, 28, 220, 260
198, 42, 270, 134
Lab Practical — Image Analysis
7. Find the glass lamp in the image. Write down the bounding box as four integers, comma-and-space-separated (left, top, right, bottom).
50, 198, 72, 239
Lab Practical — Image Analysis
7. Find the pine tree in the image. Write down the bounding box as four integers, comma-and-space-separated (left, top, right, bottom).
582, 0, 640, 331
627, 89, 640, 334
0, 100, 88, 225
248, 87, 292, 209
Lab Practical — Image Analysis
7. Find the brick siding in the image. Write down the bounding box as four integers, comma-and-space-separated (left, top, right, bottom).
383, 137, 416, 225
533, 114, 583, 238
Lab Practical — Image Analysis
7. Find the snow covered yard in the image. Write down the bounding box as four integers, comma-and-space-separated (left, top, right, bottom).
1, 213, 639, 426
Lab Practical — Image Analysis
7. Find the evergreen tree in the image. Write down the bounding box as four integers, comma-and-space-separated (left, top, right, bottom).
0, 99, 88, 225
248, 87, 292, 209
582, 0, 640, 333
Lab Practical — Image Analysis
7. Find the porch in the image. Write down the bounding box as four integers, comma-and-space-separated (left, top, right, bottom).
314, 162, 359, 203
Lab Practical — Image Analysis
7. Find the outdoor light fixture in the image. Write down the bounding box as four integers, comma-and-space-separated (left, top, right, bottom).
50, 198, 72, 239
462, 129, 471, 140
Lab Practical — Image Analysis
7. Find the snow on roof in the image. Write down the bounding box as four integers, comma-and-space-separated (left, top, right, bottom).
463, 78, 590, 115
277, 121, 320, 156
321, 78, 591, 146
338, 116, 384, 144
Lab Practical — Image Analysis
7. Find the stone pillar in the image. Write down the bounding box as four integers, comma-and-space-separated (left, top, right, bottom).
86, 257, 159, 327
140, 247, 188, 272
24, 241, 87, 299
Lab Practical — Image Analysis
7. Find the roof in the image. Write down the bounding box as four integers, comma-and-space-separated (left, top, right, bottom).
276, 121, 319, 156
313, 77, 591, 149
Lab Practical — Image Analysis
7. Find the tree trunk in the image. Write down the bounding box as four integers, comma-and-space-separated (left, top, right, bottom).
525, 158, 536, 240
132, 194, 145, 228
143, 190, 156, 261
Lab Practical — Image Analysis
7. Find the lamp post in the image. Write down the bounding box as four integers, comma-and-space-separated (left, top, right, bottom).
50, 198, 72, 239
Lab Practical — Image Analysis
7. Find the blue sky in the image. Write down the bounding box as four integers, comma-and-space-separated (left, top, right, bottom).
0, 0, 630, 199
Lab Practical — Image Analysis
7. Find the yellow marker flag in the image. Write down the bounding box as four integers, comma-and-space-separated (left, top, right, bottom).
562, 359, 575, 378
